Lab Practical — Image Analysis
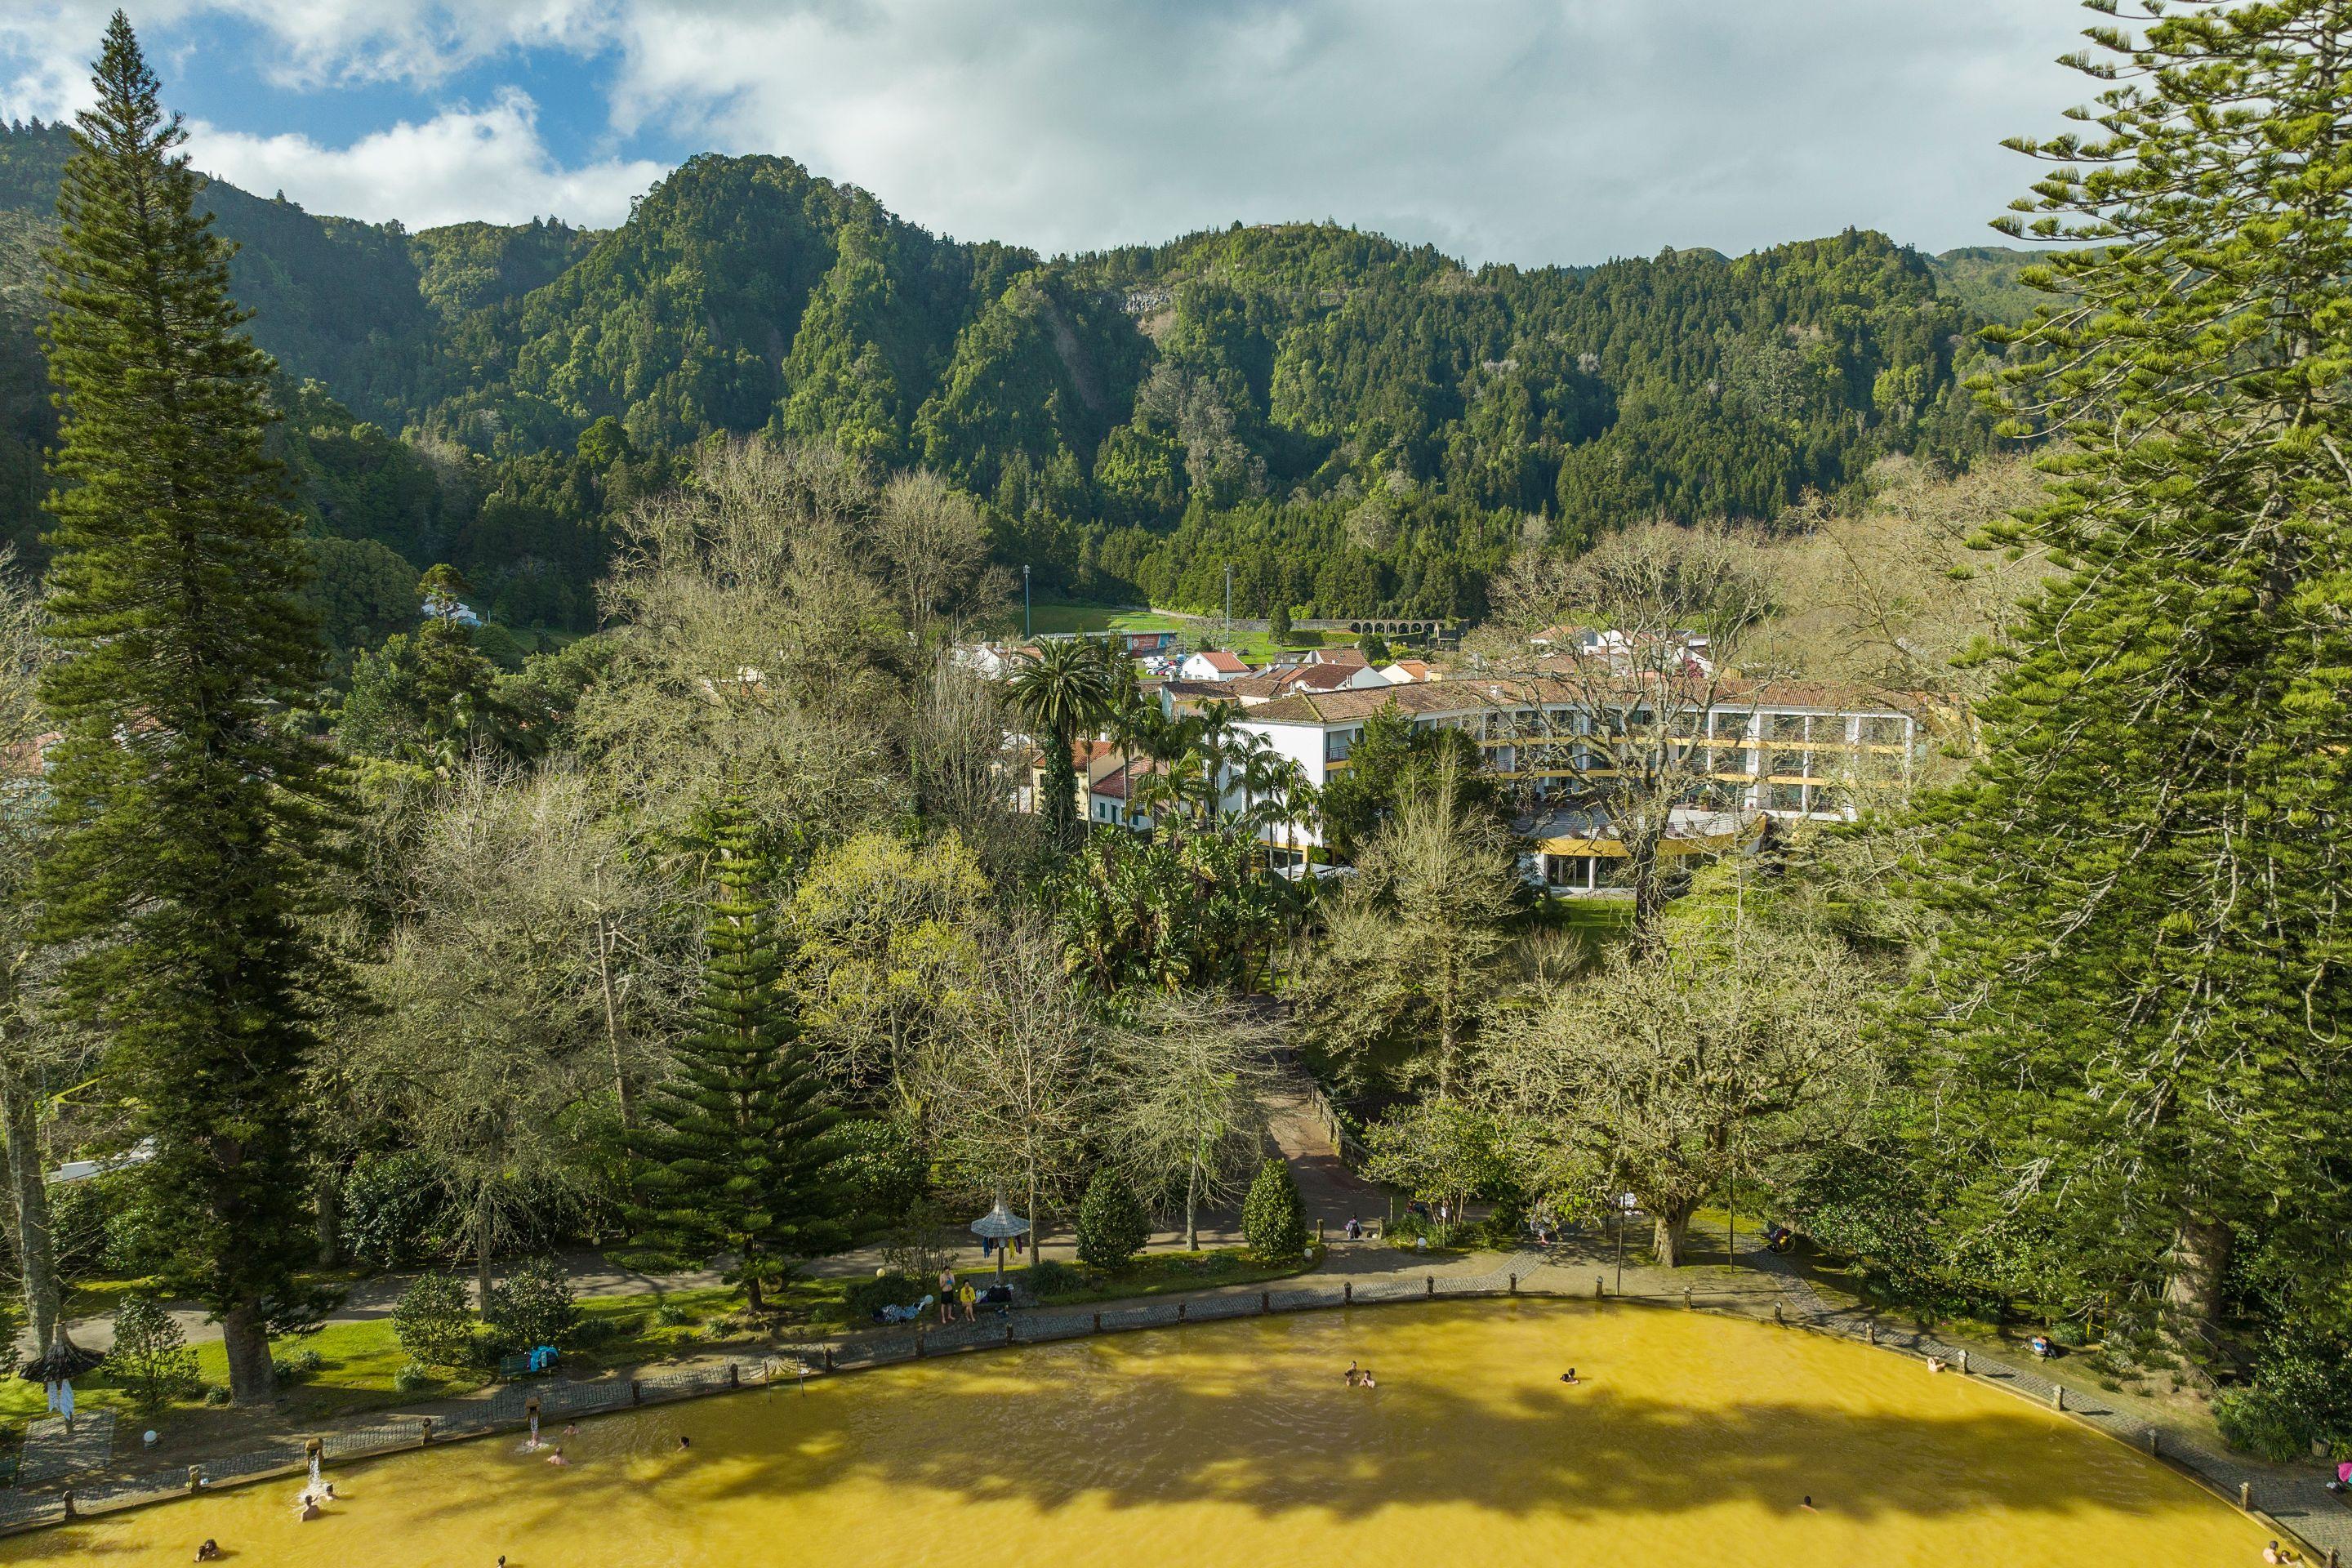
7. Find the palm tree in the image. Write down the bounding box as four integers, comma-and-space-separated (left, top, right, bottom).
1009, 639, 1116, 844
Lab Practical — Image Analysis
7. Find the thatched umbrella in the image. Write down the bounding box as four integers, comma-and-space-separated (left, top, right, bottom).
17, 1329, 103, 1385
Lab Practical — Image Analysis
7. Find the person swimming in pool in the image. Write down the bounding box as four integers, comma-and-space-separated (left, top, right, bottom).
545, 1446, 570, 1468
1560, 1369, 1579, 1385
195, 1540, 220, 1561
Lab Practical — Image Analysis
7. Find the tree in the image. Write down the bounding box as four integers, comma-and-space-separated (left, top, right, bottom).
1479, 521, 1775, 947
1268, 601, 1293, 642
1241, 1158, 1307, 1263
791, 828, 990, 1125
36, 17, 346, 1404
1316, 702, 1502, 862
1296, 755, 1526, 1097
1074, 1168, 1151, 1272
1007, 639, 1115, 846
1362, 1100, 1512, 1243
109, 1291, 200, 1410
1901, 0, 2352, 1348
483, 1256, 581, 1353
1108, 992, 1276, 1250
938, 921, 1099, 1256
340, 762, 630, 1304
1484, 900, 1878, 1267
391, 1272, 475, 1370
0, 555, 78, 1356
625, 798, 849, 1312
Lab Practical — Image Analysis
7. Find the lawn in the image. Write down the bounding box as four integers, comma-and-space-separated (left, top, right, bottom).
7, 1280, 853, 1435
1022, 599, 1345, 666
970, 1247, 1318, 1307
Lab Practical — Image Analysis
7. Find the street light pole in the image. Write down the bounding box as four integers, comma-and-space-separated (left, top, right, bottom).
1615, 1198, 1625, 1295
1023, 564, 1031, 639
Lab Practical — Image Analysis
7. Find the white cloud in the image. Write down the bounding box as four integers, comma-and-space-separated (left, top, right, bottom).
186, 89, 662, 229
5, 0, 2100, 261
597, 0, 2095, 262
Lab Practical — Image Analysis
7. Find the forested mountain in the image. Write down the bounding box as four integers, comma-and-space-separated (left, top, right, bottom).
0, 118, 2017, 639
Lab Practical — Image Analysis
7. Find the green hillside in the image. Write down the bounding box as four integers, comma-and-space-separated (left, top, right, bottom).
0, 120, 2013, 637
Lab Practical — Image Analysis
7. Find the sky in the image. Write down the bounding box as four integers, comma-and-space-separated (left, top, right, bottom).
0, 2, 2094, 265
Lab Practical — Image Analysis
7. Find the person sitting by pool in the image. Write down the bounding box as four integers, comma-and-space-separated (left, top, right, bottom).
2029, 1334, 2055, 1359
545, 1446, 570, 1468
1559, 1369, 1579, 1385
960, 1281, 978, 1322
195, 1540, 221, 1561
2263, 1541, 2293, 1564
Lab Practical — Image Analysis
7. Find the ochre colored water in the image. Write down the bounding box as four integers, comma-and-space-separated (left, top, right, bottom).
5, 1301, 2269, 1568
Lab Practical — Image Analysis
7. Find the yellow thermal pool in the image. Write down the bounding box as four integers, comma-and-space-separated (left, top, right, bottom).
2, 1300, 2270, 1567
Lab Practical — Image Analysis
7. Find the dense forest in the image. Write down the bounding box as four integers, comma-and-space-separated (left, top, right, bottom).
0, 117, 2033, 646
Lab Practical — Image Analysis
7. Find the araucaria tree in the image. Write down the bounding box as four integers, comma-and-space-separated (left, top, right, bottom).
36, 16, 345, 1405
626, 801, 848, 1311
1905, 0, 2352, 1347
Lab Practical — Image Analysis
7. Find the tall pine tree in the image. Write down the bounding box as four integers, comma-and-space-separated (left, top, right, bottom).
1906, 1, 2352, 1344
36, 15, 345, 1404
623, 800, 848, 1310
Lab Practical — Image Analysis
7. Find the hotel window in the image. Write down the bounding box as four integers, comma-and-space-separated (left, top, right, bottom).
1766, 711, 1808, 743
1766, 782, 1806, 811
1860, 715, 1904, 747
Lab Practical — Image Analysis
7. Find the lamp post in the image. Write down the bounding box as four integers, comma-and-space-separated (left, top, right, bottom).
1615, 1192, 1635, 1296
1023, 564, 1031, 639
970, 1190, 1032, 1287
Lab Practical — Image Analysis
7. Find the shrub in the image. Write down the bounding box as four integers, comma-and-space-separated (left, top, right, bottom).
109, 1292, 198, 1410
844, 1272, 919, 1320
483, 1258, 580, 1353
340, 1151, 448, 1269
393, 1361, 435, 1393
271, 1348, 323, 1385
1241, 1160, 1307, 1263
654, 1300, 695, 1327
2216, 1388, 2312, 1463
1075, 1169, 1151, 1272
1023, 1259, 1080, 1298
569, 1316, 620, 1349
392, 1272, 475, 1370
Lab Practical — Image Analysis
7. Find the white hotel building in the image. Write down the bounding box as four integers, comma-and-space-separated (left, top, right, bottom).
1230, 677, 1927, 896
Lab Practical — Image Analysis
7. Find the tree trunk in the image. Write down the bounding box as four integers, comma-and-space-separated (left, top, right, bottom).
0, 1081, 62, 1352
314, 1171, 341, 1267
1653, 1206, 1694, 1269
1027, 1168, 1043, 1259
475, 1211, 497, 1310
597, 920, 635, 1129
220, 1304, 276, 1407
744, 1250, 765, 1315
1629, 837, 1668, 954
2163, 1213, 2232, 1348
1184, 1155, 1200, 1252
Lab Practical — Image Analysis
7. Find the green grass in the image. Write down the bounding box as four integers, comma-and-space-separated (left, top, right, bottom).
1004, 1247, 1319, 1306
1022, 601, 1185, 636
8, 1281, 854, 1433
1021, 599, 1344, 666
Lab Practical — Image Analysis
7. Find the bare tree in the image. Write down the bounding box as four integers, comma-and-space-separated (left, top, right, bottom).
1108, 994, 1276, 1250
871, 472, 1011, 655
1478, 521, 1778, 949
341, 760, 663, 1300
580, 437, 913, 844
936, 921, 1100, 1256
1483, 904, 1879, 1267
